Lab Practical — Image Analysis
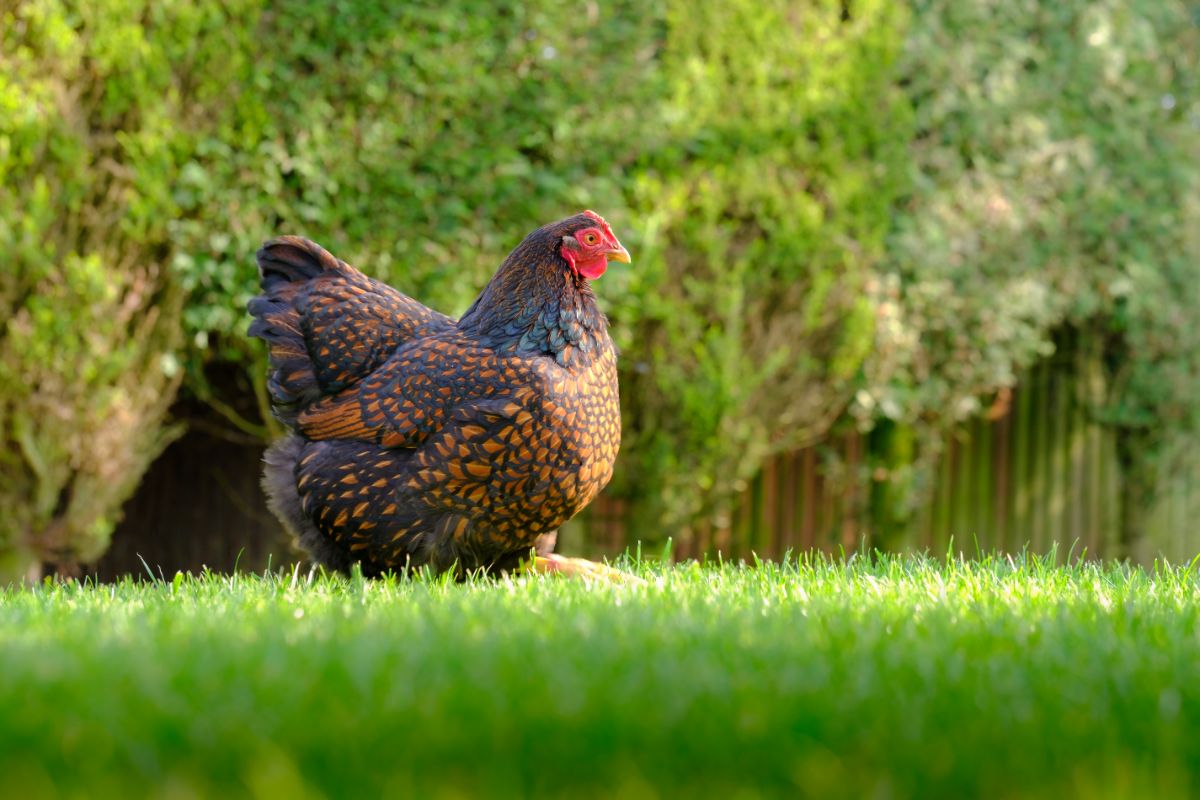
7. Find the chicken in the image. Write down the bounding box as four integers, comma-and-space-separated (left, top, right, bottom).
247, 211, 632, 579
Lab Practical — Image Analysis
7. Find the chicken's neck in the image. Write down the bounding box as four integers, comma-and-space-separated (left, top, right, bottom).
458, 259, 609, 369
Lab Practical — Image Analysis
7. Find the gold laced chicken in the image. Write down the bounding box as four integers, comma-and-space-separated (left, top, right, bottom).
248, 211, 632, 579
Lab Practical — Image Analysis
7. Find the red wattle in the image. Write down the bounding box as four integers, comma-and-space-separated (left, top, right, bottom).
560, 245, 607, 280
577, 257, 607, 280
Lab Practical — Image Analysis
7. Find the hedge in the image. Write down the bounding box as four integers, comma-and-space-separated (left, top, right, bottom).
858, 0, 1200, 546
0, 0, 265, 579
2, 0, 1196, 576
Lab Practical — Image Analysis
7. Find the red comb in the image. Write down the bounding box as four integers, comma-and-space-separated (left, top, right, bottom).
582, 210, 616, 241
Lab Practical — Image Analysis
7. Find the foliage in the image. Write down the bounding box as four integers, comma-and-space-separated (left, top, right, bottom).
3, 0, 910, 570
615, 0, 910, 533
5, 0, 1198, 568
0, 0, 267, 578
4, 554, 1200, 797
857, 0, 1200, 538
167, 0, 911, 535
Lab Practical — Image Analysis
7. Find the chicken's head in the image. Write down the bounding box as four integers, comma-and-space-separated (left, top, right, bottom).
557, 210, 631, 280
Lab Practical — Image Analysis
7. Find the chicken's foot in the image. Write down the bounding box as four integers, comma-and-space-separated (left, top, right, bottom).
524, 553, 644, 584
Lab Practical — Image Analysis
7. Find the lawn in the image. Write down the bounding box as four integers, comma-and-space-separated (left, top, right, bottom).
1, 553, 1198, 798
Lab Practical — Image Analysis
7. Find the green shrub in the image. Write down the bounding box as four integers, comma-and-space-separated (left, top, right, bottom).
5, 0, 908, 571
858, 0, 1200, 545
170, 0, 910, 536
614, 0, 910, 532
8, 0, 1193, 568
0, 0, 264, 579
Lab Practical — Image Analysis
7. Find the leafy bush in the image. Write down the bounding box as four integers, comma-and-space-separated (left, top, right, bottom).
0, 0, 264, 579
6, 0, 1194, 569
613, 0, 910, 532
857, 0, 1200, 545
170, 0, 910, 534
7, 0, 906, 569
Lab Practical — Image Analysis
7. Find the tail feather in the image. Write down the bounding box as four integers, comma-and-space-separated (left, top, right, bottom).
247, 295, 321, 420
248, 238, 344, 426
248, 235, 453, 429
256, 236, 343, 292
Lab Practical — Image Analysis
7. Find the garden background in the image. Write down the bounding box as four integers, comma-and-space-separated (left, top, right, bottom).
3, 0, 1199, 582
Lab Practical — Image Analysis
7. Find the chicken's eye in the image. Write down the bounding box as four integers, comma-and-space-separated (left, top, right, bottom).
582, 232, 599, 245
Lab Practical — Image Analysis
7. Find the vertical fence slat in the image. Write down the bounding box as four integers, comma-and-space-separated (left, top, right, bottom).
1031, 361, 1050, 553
778, 452, 796, 558
935, 439, 954, 555
820, 454, 835, 551
1086, 395, 1102, 556
762, 457, 778, 560
1052, 363, 1071, 563
1013, 373, 1034, 551
749, 470, 764, 559
842, 433, 861, 551
994, 403, 1012, 553
953, 434, 972, 556
1068, 375, 1086, 560
800, 448, 816, 551
975, 415, 993, 554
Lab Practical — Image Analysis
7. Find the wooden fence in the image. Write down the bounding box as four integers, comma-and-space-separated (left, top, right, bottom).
573, 347, 1200, 565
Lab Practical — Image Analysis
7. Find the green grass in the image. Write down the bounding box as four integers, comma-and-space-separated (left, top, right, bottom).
2, 553, 1200, 798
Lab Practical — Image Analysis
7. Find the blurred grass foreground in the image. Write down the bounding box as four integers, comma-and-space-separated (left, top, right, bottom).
1, 0, 1199, 578
3, 555, 1200, 798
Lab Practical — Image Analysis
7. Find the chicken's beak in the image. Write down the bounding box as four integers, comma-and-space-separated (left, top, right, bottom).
606, 243, 632, 264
